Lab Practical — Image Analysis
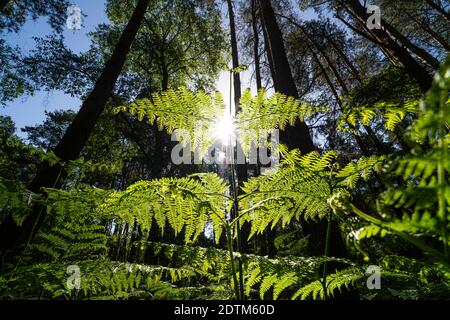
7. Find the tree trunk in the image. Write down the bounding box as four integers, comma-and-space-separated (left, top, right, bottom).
257, 0, 348, 261
227, 0, 242, 112
251, 0, 262, 90
114, 223, 123, 261
425, 0, 450, 23
0, 0, 151, 259
227, 0, 251, 255
129, 221, 143, 263
150, 63, 173, 179
343, 0, 433, 92
257, 0, 315, 152
261, 17, 276, 86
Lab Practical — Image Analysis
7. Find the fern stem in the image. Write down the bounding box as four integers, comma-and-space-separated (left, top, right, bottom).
321, 210, 333, 300
226, 224, 240, 299
228, 68, 245, 299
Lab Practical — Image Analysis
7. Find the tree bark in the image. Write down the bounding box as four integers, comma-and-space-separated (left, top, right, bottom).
257, 0, 349, 261
343, 0, 433, 92
251, 0, 262, 90
261, 15, 276, 87
227, 0, 242, 112
227, 0, 251, 256
257, 0, 315, 153
0, 0, 151, 258
425, 0, 450, 23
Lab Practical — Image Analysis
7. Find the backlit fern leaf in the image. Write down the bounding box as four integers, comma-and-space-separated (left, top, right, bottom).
240, 150, 340, 237
336, 155, 386, 188
102, 173, 230, 244
273, 272, 298, 299
338, 100, 419, 132
292, 267, 364, 300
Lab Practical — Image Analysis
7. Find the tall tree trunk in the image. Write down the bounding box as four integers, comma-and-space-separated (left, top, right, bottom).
150, 63, 174, 179
257, 0, 348, 260
251, 0, 262, 90
227, 0, 242, 112
425, 0, 450, 23
0, 0, 151, 259
261, 18, 276, 86
227, 0, 250, 257
250, 0, 264, 181
114, 223, 123, 261
257, 0, 315, 152
340, 0, 439, 69
343, 0, 433, 92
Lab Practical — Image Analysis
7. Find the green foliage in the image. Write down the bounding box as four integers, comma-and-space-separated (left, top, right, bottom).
105, 0, 227, 92
1, 0, 70, 33
240, 149, 385, 238
0, 177, 36, 226
292, 266, 364, 300
1, 32, 449, 300
331, 58, 450, 267
102, 173, 230, 244
237, 89, 326, 153
245, 256, 351, 300
32, 222, 108, 262
145, 242, 231, 282
115, 87, 224, 156
338, 100, 419, 133
336, 155, 386, 188
116, 87, 325, 155
21, 109, 77, 150
291, 255, 450, 300
0, 258, 190, 300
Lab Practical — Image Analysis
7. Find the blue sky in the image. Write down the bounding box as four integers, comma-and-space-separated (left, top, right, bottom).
1, 0, 109, 137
